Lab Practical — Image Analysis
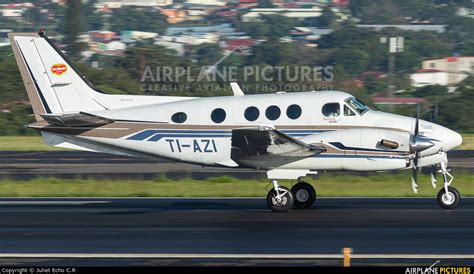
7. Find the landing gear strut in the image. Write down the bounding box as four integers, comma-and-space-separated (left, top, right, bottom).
266, 179, 294, 212
436, 161, 460, 210
291, 180, 316, 209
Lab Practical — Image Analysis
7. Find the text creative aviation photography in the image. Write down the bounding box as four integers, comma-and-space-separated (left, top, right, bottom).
8, 30, 463, 212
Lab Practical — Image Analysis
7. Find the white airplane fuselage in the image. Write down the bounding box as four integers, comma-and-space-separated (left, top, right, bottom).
36, 91, 462, 179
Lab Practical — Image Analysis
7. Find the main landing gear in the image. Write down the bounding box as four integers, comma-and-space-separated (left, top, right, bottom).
436, 161, 461, 210
291, 180, 316, 209
266, 178, 316, 212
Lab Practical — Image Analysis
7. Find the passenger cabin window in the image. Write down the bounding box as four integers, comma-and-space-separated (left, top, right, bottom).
171, 112, 187, 123
322, 103, 340, 117
211, 108, 226, 123
286, 104, 302, 120
344, 105, 356, 116
346, 97, 370, 115
265, 105, 281, 121
244, 106, 260, 121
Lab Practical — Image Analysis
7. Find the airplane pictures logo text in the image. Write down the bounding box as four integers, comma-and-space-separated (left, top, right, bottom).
51, 63, 67, 76
140, 65, 334, 93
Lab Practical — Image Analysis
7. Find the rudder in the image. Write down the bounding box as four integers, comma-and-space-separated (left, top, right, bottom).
9, 31, 107, 120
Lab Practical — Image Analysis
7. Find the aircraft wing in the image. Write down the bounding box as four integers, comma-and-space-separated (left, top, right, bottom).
40, 112, 114, 127
231, 126, 326, 162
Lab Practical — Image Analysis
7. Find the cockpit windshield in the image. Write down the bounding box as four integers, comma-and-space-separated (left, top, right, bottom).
346, 97, 370, 115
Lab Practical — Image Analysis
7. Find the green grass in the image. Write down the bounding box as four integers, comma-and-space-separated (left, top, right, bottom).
0, 136, 65, 151
459, 134, 474, 150
0, 173, 472, 197
0, 134, 472, 151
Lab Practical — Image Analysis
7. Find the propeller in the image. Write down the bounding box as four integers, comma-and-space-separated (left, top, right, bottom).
410, 105, 420, 193
430, 97, 439, 188
409, 104, 436, 193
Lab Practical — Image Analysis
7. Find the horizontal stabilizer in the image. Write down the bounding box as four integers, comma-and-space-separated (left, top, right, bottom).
40, 112, 114, 127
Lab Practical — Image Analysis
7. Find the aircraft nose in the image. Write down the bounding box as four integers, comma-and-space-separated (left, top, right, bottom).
442, 127, 463, 151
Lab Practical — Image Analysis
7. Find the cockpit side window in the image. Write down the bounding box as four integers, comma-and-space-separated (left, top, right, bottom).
344, 104, 356, 116
322, 103, 340, 117
346, 97, 370, 115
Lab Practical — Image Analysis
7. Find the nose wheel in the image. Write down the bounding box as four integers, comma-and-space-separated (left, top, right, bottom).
291, 181, 316, 209
437, 186, 460, 210
436, 161, 461, 210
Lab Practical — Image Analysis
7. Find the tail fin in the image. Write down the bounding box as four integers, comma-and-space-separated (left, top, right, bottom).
9, 31, 107, 121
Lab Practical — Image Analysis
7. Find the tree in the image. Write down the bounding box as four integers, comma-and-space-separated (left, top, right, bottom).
194, 43, 221, 65
262, 14, 298, 38
413, 85, 448, 97
333, 48, 370, 75
305, 7, 336, 28
110, 7, 167, 34
437, 76, 474, 131
241, 22, 270, 39
63, 0, 86, 60
81, 0, 103, 31
257, 0, 274, 8
251, 38, 296, 66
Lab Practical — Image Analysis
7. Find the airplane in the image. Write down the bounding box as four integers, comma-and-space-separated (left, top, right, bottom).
8, 30, 464, 212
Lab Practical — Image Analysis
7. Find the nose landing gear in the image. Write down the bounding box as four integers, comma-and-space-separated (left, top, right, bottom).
436, 161, 461, 210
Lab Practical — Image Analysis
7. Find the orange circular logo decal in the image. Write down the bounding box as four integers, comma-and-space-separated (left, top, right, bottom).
51, 63, 67, 76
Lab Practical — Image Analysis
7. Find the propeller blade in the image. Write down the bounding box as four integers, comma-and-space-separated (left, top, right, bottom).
433, 96, 439, 123
430, 164, 437, 188
411, 152, 418, 193
414, 103, 420, 136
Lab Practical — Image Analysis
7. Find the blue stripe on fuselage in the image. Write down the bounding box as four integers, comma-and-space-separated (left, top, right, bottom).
126, 129, 330, 141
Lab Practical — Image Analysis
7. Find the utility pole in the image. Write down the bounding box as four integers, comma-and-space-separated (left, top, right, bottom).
380, 36, 404, 96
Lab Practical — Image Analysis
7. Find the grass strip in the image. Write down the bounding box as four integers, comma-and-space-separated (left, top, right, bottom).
0, 173, 472, 197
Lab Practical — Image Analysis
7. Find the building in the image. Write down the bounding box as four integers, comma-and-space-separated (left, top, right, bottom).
221, 38, 257, 55
89, 30, 117, 43
161, 9, 188, 24
290, 27, 333, 41
410, 69, 449, 88
121, 30, 158, 43
154, 40, 185, 56
238, 0, 258, 9
185, 0, 226, 7
0, 29, 12, 47
241, 7, 323, 22
90, 40, 126, 56
166, 23, 235, 35
410, 57, 474, 88
357, 24, 446, 33
97, 0, 172, 8
160, 33, 220, 45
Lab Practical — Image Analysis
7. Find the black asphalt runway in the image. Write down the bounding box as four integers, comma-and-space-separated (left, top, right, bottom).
0, 151, 265, 179
0, 150, 472, 179
0, 197, 473, 266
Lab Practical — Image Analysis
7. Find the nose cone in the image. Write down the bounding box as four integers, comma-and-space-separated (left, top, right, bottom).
442, 128, 463, 151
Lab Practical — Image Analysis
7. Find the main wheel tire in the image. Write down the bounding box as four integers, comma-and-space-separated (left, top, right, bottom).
266, 186, 294, 212
437, 186, 461, 210
291, 182, 316, 209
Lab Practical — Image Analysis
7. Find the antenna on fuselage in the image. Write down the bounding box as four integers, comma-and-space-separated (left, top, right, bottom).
230, 82, 245, 97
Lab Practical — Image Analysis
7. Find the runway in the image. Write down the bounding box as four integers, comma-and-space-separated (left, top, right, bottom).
0, 151, 264, 179
0, 197, 473, 266
0, 150, 472, 179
